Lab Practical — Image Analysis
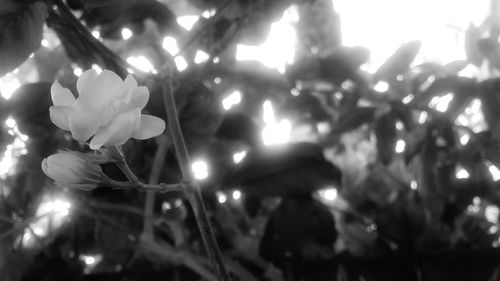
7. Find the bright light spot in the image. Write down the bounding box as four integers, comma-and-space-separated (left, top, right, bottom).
22, 196, 71, 247
395, 139, 406, 153
374, 81, 389, 92
459, 134, 470, 146
216, 191, 227, 204
84, 256, 96, 265
335, 0, 489, 72
41, 39, 49, 48
318, 187, 338, 201
290, 88, 300, 96
456, 167, 470, 179
202, 9, 216, 18
410, 180, 418, 190
0, 75, 20, 99
235, 5, 298, 73
91, 30, 100, 39
174, 56, 188, 72
91, 64, 103, 74
232, 150, 247, 164
126, 56, 157, 74
194, 50, 210, 64
261, 100, 291, 145
121, 27, 133, 40
455, 99, 487, 133
5, 118, 16, 128
467, 197, 481, 213
73, 67, 83, 77
232, 190, 242, 200
162, 36, 179, 56
177, 15, 199, 31
317, 122, 331, 134
488, 163, 500, 182
214, 77, 221, 84
222, 90, 242, 110
418, 111, 428, 124
429, 93, 454, 112
192, 160, 208, 180
485, 205, 499, 224
395, 121, 404, 130
213, 57, 220, 63
473, 196, 481, 205
402, 94, 414, 104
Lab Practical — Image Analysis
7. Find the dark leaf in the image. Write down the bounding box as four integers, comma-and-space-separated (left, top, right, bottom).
0, 1, 48, 76
373, 40, 421, 82
215, 113, 260, 147
480, 78, 500, 129
478, 38, 500, 71
331, 107, 376, 134
223, 142, 342, 197
375, 113, 397, 165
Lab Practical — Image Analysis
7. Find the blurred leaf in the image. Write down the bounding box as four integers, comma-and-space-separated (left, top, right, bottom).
215, 112, 260, 147
223, 142, 342, 197
331, 107, 376, 134
375, 113, 397, 165
373, 40, 421, 82
259, 196, 337, 267
0, 1, 48, 76
480, 78, 500, 129
464, 24, 483, 66
478, 38, 500, 70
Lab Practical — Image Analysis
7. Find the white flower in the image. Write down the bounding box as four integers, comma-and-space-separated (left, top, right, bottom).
49, 69, 165, 149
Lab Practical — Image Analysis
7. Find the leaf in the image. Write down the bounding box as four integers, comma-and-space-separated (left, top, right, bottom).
478, 38, 500, 71
0, 1, 48, 76
480, 78, 500, 129
375, 113, 397, 165
331, 107, 376, 134
222, 142, 342, 197
373, 40, 421, 82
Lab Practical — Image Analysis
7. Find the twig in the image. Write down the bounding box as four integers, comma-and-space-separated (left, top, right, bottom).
161, 65, 231, 281
142, 135, 170, 241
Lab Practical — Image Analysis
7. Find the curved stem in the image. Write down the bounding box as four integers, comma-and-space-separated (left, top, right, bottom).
161, 65, 231, 281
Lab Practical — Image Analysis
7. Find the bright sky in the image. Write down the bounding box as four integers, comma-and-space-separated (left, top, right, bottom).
335, 0, 490, 72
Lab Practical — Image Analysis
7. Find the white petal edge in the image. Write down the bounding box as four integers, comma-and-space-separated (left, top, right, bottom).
51, 81, 76, 107
49, 106, 73, 130
76, 68, 98, 97
132, 114, 165, 140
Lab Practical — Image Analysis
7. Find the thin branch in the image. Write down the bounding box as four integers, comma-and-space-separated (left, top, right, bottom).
161, 65, 232, 281
142, 135, 170, 241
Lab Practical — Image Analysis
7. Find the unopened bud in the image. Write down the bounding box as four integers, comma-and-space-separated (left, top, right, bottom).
42, 151, 104, 190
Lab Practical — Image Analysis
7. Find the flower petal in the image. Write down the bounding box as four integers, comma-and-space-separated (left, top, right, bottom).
76, 68, 98, 97
132, 114, 165, 140
122, 86, 149, 113
89, 109, 141, 150
78, 70, 124, 109
69, 109, 101, 141
51, 81, 75, 106
49, 106, 73, 130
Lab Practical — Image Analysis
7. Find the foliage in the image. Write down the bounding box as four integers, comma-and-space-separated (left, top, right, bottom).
1, 0, 500, 281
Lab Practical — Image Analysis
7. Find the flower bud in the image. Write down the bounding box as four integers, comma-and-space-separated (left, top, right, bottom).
41, 151, 104, 190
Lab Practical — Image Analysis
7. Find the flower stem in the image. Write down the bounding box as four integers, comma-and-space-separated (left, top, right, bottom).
161, 65, 231, 281
108, 145, 141, 184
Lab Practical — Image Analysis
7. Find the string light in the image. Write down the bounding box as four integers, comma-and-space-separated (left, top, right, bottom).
194, 50, 210, 64
174, 56, 188, 72
222, 90, 242, 110
232, 190, 242, 200
191, 160, 208, 180
162, 36, 179, 56
216, 191, 227, 204
487, 163, 500, 182
177, 15, 200, 31
232, 150, 247, 164
429, 93, 454, 112
410, 180, 418, 190
395, 139, 406, 153
91, 64, 103, 74
455, 166, 470, 179
374, 81, 389, 92
126, 56, 157, 74
121, 27, 133, 40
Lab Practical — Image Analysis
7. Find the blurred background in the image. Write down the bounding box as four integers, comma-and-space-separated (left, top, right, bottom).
1, 0, 500, 280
